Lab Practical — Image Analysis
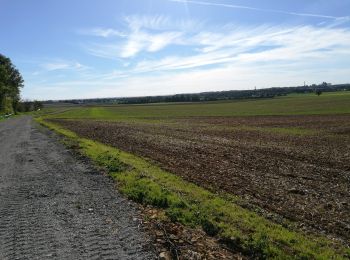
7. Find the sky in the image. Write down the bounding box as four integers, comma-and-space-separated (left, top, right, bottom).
1, 0, 350, 100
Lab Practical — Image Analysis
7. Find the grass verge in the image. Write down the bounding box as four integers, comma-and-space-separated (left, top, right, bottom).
37, 117, 349, 259
0, 113, 20, 122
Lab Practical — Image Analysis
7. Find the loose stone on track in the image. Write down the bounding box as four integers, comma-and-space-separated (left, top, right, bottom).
0, 116, 155, 260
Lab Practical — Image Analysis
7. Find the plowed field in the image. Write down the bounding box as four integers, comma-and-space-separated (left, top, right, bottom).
50, 114, 350, 243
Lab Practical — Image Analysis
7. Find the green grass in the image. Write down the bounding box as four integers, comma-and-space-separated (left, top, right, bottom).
205, 124, 319, 136
37, 117, 350, 259
0, 113, 19, 122
45, 91, 350, 121
262, 127, 318, 136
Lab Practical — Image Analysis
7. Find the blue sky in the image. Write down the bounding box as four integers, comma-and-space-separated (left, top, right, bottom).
1, 0, 350, 100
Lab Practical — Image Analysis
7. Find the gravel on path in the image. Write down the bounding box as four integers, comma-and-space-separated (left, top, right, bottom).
0, 116, 156, 260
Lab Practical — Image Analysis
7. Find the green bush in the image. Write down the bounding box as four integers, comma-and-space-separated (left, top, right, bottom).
0, 97, 14, 115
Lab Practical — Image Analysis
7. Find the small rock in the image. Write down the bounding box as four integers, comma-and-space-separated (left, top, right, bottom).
155, 231, 163, 237
191, 237, 198, 243
288, 188, 306, 195
159, 251, 171, 260
187, 250, 202, 258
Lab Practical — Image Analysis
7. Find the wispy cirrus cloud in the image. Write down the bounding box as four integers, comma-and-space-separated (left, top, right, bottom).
40, 60, 88, 71
170, 0, 350, 20
41, 62, 72, 71
79, 27, 127, 38
82, 15, 199, 59
81, 14, 350, 67
84, 31, 183, 59
27, 59, 91, 79
34, 13, 349, 100
121, 31, 183, 57
124, 14, 202, 31
92, 22, 349, 74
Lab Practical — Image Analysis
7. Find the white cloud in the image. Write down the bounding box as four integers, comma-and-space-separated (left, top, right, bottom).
41, 62, 71, 71
30, 15, 349, 100
66, 18, 350, 100
79, 27, 126, 38
85, 29, 183, 59
83, 14, 350, 67
170, 0, 349, 20
124, 14, 201, 31
121, 31, 182, 57
40, 60, 89, 72
85, 43, 122, 60
126, 24, 350, 74
83, 15, 198, 59
125, 15, 170, 31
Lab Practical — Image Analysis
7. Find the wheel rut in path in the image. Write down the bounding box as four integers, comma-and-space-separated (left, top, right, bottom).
0, 116, 155, 260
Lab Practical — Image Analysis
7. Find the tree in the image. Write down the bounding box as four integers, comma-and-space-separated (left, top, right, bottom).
0, 54, 24, 114
33, 100, 43, 110
16, 100, 33, 112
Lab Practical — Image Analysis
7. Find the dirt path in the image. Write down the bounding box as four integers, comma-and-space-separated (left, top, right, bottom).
0, 116, 155, 259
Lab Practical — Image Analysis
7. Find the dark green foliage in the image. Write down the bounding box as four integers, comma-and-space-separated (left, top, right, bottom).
0, 54, 24, 114
246, 233, 270, 259
96, 152, 128, 173
315, 90, 322, 96
1, 97, 14, 114
16, 100, 44, 112
201, 218, 221, 236
33, 100, 43, 110
16, 100, 33, 112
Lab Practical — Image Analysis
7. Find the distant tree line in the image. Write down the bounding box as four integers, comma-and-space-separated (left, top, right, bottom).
49, 82, 350, 105
16, 100, 43, 112
0, 54, 24, 114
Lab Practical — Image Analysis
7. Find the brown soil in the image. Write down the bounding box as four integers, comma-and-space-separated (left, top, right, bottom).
141, 206, 245, 259
50, 115, 350, 243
